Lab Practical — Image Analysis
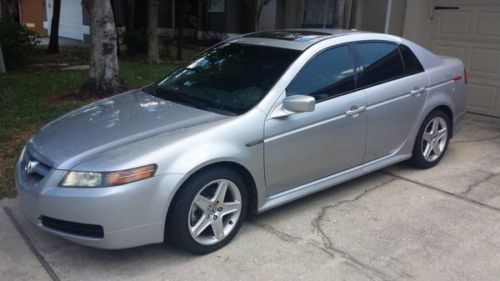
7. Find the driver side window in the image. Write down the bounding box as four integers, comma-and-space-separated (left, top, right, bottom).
287, 45, 356, 102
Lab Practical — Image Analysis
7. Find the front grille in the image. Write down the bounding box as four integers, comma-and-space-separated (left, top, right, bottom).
20, 149, 52, 183
40, 216, 104, 239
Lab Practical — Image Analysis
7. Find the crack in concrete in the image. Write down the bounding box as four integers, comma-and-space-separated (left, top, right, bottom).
460, 171, 498, 195
251, 177, 397, 280
382, 171, 500, 213
452, 134, 500, 144
309, 178, 397, 280
311, 178, 396, 249
250, 221, 300, 243
250, 221, 392, 281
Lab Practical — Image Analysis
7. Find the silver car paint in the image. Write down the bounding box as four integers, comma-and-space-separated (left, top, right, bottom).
16, 30, 467, 249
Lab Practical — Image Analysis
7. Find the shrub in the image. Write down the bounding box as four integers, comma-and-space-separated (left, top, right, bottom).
0, 18, 39, 69
122, 29, 147, 56
159, 37, 172, 59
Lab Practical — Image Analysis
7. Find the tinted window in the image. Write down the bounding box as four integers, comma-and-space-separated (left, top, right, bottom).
400, 45, 424, 74
356, 42, 405, 87
150, 43, 301, 115
287, 46, 355, 102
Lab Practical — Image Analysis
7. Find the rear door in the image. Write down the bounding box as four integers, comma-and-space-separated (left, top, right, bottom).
355, 42, 429, 162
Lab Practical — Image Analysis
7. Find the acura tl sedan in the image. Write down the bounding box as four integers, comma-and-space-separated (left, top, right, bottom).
16, 29, 467, 254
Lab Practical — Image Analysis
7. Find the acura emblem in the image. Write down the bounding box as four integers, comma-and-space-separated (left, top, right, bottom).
24, 160, 39, 175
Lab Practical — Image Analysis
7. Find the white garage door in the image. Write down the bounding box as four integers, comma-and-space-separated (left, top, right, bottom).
430, 0, 500, 117
46, 0, 83, 41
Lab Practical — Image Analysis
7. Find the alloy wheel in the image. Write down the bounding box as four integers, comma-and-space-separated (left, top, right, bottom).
188, 179, 242, 245
421, 116, 448, 162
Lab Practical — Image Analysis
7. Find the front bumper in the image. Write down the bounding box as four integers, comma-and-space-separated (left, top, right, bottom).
16, 154, 183, 249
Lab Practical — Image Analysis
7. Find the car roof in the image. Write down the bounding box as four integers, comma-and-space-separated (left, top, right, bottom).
228, 29, 371, 51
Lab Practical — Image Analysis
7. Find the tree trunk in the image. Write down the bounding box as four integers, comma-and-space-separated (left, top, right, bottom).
110, 0, 121, 57
47, 0, 61, 54
81, 0, 121, 97
147, 0, 159, 64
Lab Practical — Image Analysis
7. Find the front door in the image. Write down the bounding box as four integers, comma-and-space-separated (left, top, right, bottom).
264, 45, 368, 195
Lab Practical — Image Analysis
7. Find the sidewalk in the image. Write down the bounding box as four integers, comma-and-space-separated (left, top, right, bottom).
0, 200, 52, 281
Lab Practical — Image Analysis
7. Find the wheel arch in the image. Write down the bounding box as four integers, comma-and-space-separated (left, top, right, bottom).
428, 104, 454, 138
165, 161, 259, 229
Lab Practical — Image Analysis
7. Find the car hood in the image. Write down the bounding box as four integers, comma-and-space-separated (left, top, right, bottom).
28, 89, 228, 169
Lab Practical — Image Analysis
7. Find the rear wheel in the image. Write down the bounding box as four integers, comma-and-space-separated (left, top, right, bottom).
410, 110, 451, 169
166, 167, 247, 254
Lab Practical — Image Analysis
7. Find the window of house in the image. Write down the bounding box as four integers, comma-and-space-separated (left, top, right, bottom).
399, 45, 424, 75
355, 42, 405, 87
208, 0, 225, 12
287, 45, 356, 102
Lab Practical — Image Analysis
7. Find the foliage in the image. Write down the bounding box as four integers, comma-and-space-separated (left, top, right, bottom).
123, 29, 147, 56
32, 46, 89, 65
159, 38, 172, 59
0, 18, 39, 69
0, 61, 176, 198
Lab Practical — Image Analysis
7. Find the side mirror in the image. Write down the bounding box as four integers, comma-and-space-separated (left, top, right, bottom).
283, 95, 315, 113
272, 95, 316, 118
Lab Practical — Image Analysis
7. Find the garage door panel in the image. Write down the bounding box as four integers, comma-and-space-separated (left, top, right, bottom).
436, 10, 472, 36
433, 44, 467, 63
432, 0, 500, 117
467, 83, 498, 112
58, 0, 83, 40
476, 11, 500, 37
470, 48, 500, 76
437, 0, 500, 5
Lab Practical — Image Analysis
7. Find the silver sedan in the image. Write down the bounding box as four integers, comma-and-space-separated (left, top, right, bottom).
16, 29, 467, 253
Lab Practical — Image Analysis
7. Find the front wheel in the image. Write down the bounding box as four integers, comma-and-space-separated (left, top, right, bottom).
410, 110, 451, 169
166, 167, 248, 254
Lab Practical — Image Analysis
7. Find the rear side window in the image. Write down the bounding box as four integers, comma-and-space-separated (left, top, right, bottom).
355, 42, 405, 87
287, 45, 355, 102
399, 45, 424, 75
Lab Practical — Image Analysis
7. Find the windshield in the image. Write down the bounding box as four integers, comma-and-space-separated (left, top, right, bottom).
149, 43, 301, 115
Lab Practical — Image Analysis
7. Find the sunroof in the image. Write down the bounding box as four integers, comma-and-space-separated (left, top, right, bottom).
245, 30, 330, 42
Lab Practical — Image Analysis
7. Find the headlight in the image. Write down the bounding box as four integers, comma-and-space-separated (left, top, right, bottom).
59, 164, 157, 187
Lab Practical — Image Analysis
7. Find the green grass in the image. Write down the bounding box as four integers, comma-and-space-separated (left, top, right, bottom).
0, 62, 176, 198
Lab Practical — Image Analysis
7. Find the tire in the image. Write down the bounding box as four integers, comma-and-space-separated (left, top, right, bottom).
166, 167, 248, 254
410, 110, 451, 169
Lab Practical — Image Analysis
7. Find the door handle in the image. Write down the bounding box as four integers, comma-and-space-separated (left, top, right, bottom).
410, 87, 426, 96
345, 106, 366, 116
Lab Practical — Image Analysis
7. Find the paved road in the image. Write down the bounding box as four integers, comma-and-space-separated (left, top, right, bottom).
1, 113, 500, 281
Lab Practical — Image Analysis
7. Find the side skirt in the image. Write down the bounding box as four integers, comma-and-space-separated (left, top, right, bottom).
257, 153, 411, 213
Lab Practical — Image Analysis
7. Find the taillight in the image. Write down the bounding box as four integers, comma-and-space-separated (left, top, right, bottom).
464, 68, 468, 84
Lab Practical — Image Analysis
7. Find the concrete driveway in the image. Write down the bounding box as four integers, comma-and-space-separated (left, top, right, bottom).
1, 113, 500, 281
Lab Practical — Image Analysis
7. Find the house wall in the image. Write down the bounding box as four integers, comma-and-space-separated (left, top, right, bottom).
225, 0, 241, 33
388, 0, 407, 36
282, 0, 304, 28
19, 0, 44, 34
258, 0, 278, 31
356, 0, 388, 33
402, 0, 432, 48
354, 0, 407, 36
